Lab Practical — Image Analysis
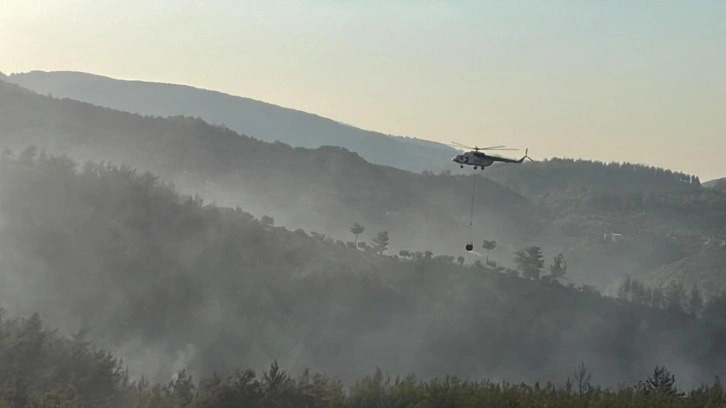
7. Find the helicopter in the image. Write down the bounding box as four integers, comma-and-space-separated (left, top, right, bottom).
450, 141, 532, 170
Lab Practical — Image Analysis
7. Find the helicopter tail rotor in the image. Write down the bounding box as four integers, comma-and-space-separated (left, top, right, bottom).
520, 148, 534, 162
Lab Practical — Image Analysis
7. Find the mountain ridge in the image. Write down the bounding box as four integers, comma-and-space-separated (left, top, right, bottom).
704, 177, 726, 190
5, 70, 462, 174
5, 69, 713, 183
0, 78, 539, 259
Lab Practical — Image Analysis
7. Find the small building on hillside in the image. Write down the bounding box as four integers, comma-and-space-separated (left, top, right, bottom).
603, 232, 625, 243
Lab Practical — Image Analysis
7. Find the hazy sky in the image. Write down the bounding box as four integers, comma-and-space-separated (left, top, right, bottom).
2, 0, 725, 179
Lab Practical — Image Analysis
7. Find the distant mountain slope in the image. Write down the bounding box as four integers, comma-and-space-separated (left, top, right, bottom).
638, 246, 726, 298
484, 157, 702, 197
5, 70, 460, 174
481, 155, 722, 244
704, 177, 726, 191
482, 157, 726, 288
0, 79, 539, 258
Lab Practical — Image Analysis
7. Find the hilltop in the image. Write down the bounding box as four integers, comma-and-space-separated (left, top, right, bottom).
4, 70, 460, 174
704, 177, 726, 191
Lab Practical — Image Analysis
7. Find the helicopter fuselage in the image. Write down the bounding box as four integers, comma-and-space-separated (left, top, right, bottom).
452, 152, 494, 169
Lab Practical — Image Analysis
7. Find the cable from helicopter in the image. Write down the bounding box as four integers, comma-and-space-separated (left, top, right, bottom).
449, 142, 533, 252
466, 173, 476, 251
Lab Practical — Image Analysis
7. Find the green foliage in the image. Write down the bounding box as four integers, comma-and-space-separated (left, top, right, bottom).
372, 231, 390, 255
514, 246, 545, 279
350, 222, 365, 245
616, 276, 717, 318
485, 157, 703, 197
482, 240, 497, 251
168, 370, 195, 407
543, 253, 567, 283
636, 366, 683, 397
260, 215, 274, 227
482, 239, 497, 262
0, 311, 132, 407
1, 259, 726, 408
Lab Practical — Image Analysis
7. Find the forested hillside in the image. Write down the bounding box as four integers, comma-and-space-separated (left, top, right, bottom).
485, 157, 702, 196
2, 77, 726, 293
638, 247, 726, 298
483, 157, 720, 237
484, 158, 726, 289
4, 70, 460, 174
0, 79, 538, 260
2, 150, 726, 391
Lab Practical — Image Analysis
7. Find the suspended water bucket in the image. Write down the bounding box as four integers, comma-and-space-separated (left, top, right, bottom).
465, 243, 473, 251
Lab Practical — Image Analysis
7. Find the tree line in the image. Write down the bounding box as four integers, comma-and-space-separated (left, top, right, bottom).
1, 311, 726, 408
348, 223, 569, 284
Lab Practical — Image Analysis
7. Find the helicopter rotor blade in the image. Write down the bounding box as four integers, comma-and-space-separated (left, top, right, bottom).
451, 142, 509, 150
449, 141, 520, 152
450, 141, 475, 149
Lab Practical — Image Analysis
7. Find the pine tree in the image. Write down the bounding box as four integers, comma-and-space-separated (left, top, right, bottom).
514, 246, 544, 280
260, 215, 274, 227
350, 222, 365, 245
372, 231, 390, 255
482, 240, 497, 262
545, 253, 567, 283
572, 362, 592, 396
637, 366, 682, 397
